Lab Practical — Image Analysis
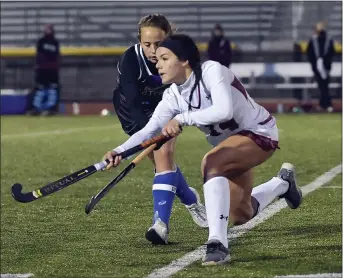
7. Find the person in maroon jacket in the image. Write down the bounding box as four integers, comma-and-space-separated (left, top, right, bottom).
28, 24, 60, 116
207, 24, 232, 68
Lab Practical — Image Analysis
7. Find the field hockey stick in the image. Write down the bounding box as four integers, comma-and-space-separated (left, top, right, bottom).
85, 143, 159, 215
11, 134, 169, 203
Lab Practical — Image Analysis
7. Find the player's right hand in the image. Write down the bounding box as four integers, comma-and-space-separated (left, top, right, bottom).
102, 151, 122, 170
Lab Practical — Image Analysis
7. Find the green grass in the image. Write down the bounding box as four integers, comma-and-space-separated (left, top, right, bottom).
1, 114, 341, 278
175, 174, 342, 278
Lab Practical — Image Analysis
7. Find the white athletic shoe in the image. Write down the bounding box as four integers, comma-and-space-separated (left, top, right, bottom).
185, 187, 208, 228
145, 218, 168, 245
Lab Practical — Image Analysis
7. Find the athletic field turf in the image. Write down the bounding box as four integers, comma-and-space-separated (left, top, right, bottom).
1, 114, 341, 278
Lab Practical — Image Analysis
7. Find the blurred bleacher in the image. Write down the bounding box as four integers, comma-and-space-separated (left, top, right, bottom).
1, 1, 342, 52
0, 1, 300, 50
265, 2, 342, 49
0, 1, 341, 107
297, 2, 342, 42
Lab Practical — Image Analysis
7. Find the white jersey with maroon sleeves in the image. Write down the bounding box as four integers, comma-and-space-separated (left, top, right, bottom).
113, 60, 278, 153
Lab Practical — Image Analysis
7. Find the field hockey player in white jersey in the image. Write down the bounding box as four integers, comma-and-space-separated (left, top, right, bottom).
103, 34, 303, 266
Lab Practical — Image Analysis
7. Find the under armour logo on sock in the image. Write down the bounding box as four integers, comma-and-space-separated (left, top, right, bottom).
219, 214, 228, 221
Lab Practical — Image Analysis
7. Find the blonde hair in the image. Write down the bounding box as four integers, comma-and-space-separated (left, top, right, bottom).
137, 14, 176, 41
315, 21, 327, 32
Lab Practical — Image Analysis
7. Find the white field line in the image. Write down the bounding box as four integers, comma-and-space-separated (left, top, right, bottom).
1, 125, 114, 140
146, 164, 342, 278
274, 273, 342, 278
1, 274, 34, 278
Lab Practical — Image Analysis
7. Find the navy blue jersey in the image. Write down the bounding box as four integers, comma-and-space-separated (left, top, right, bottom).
113, 44, 170, 135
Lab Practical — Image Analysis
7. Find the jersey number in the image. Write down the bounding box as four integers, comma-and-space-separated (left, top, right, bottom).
206, 119, 239, 136
205, 76, 249, 137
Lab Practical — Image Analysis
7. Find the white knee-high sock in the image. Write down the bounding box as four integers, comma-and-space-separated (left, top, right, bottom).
251, 177, 289, 213
203, 176, 230, 248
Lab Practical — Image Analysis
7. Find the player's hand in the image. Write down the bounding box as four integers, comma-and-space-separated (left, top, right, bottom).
162, 119, 182, 138
102, 151, 122, 170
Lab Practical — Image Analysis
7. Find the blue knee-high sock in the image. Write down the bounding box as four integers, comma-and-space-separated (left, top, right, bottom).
175, 167, 197, 205
45, 88, 57, 109
152, 171, 177, 227
33, 89, 45, 110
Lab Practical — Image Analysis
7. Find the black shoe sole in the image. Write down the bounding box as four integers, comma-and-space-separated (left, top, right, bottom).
145, 229, 167, 245
285, 187, 303, 209
202, 254, 230, 266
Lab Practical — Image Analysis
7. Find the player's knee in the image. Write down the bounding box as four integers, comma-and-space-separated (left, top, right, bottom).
201, 150, 238, 182
157, 143, 174, 158
201, 152, 226, 181
154, 142, 175, 172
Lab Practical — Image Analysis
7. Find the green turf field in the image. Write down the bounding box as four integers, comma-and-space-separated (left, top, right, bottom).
1, 114, 341, 278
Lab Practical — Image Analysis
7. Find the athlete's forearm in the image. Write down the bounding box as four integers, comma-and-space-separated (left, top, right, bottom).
174, 78, 233, 126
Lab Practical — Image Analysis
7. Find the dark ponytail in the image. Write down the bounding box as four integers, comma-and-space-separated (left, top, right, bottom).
188, 63, 202, 110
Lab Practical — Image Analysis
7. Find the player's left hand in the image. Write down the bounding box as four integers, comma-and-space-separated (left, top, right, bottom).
162, 119, 183, 137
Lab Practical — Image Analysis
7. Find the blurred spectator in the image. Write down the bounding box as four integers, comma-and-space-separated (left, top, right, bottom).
207, 24, 232, 68
307, 22, 334, 112
27, 24, 60, 116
